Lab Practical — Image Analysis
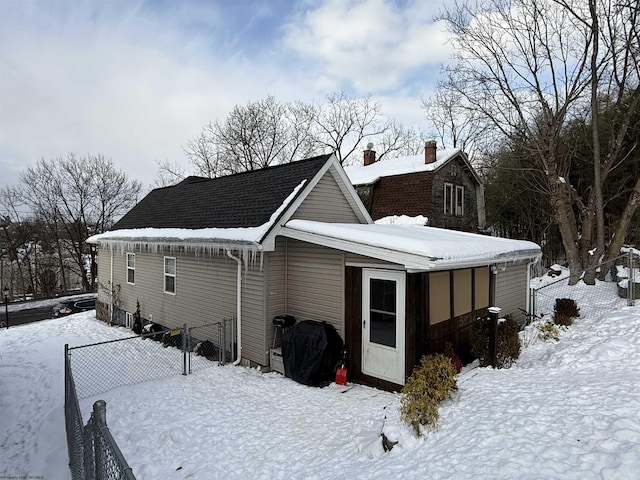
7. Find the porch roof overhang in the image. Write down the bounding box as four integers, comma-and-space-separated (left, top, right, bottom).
280, 220, 542, 272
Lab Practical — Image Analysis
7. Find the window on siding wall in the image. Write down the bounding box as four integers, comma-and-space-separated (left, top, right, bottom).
126, 253, 135, 284
164, 257, 176, 294
455, 185, 464, 216
474, 267, 490, 309
453, 269, 472, 316
429, 271, 451, 324
444, 183, 454, 215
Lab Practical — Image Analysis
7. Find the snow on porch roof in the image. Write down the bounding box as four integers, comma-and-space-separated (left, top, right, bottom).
281, 220, 541, 271
344, 148, 461, 185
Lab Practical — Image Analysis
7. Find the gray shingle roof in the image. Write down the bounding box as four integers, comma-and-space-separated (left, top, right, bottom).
113, 154, 332, 230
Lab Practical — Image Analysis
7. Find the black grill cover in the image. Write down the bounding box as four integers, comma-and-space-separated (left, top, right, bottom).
282, 320, 344, 386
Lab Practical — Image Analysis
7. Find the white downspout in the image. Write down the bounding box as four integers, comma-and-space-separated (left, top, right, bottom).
227, 249, 242, 365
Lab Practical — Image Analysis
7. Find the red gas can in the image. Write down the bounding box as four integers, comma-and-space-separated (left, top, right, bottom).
335, 366, 347, 385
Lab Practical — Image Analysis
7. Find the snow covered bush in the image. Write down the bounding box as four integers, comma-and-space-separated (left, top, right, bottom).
400, 354, 457, 437
471, 314, 521, 368
537, 322, 560, 342
553, 298, 579, 326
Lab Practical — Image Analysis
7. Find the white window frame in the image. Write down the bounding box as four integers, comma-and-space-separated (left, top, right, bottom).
164, 256, 176, 294
444, 183, 454, 216
125, 312, 134, 329
126, 253, 135, 284
455, 185, 465, 216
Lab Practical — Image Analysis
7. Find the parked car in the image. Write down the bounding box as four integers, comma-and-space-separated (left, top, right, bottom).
52, 295, 97, 317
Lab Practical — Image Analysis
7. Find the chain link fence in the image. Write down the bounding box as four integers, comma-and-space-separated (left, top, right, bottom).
531, 251, 637, 320
65, 346, 136, 480
67, 327, 188, 399
187, 317, 235, 373
64, 317, 234, 479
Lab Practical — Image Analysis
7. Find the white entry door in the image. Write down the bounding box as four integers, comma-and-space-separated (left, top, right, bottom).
362, 269, 406, 385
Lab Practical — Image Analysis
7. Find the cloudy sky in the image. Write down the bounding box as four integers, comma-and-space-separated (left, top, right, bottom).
0, 0, 452, 191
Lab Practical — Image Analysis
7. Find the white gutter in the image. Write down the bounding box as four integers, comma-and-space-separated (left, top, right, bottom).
226, 249, 242, 365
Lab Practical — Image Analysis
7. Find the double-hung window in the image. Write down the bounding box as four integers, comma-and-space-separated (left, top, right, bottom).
444, 183, 454, 215
127, 253, 135, 284
164, 257, 176, 294
444, 183, 464, 217
455, 185, 464, 216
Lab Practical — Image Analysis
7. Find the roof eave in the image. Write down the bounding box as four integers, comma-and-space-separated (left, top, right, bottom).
279, 226, 540, 271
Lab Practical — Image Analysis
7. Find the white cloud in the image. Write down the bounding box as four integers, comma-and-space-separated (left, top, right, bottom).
283, 0, 452, 92
0, 0, 450, 192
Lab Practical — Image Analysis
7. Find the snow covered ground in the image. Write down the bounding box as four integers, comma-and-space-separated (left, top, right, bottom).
1, 281, 639, 479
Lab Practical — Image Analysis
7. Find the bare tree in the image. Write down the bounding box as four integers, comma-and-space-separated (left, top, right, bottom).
440, 0, 639, 284
312, 92, 388, 165
20, 154, 142, 291
153, 159, 187, 188
184, 96, 320, 178
422, 87, 491, 161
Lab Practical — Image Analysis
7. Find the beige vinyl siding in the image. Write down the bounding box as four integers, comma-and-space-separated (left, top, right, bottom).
495, 261, 529, 323
265, 238, 287, 352
291, 171, 361, 223
110, 248, 267, 365
285, 239, 345, 337
96, 246, 111, 306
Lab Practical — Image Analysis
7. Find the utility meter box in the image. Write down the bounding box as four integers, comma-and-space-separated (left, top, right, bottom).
270, 347, 285, 375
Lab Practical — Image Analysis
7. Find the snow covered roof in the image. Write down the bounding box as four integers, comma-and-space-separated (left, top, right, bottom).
344, 148, 466, 185
87, 176, 313, 262
111, 154, 332, 231
281, 220, 541, 271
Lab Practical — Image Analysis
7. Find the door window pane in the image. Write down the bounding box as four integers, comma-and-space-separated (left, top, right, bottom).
369, 279, 396, 347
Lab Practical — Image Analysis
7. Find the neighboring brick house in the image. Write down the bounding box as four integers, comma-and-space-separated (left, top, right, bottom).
345, 141, 486, 232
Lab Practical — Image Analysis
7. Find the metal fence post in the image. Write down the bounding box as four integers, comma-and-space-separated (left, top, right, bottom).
488, 307, 501, 368
630, 248, 636, 307
93, 401, 107, 480
182, 323, 188, 376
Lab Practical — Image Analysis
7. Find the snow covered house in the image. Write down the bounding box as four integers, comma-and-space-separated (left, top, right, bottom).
89, 153, 540, 391
345, 141, 486, 232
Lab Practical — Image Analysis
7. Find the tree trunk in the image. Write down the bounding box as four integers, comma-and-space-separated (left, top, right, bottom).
603, 176, 640, 266
550, 178, 583, 285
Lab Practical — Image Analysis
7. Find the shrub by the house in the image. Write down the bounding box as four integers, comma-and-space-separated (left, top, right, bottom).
553, 298, 580, 326
400, 354, 457, 437
537, 322, 560, 342
471, 314, 521, 368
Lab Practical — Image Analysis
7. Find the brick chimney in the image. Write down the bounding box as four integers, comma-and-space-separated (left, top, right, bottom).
424, 140, 437, 164
363, 142, 376, 166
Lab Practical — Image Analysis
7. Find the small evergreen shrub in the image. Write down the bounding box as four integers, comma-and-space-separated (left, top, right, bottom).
400, 354, 457, 437
537, 322, 560, 342
553, 298, 579, 326
132, 299, 142, 334
471, 314, 521, 368
496, 315, 521, 368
